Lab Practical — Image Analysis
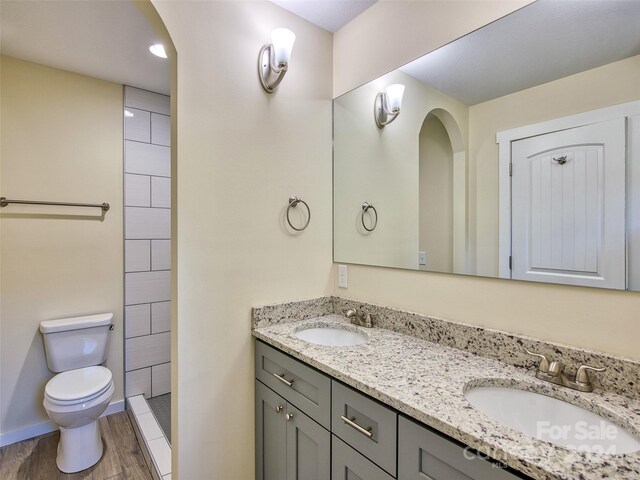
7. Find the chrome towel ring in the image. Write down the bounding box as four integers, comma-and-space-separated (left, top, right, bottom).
286, 196, 310, 231
361, 202, 378, 232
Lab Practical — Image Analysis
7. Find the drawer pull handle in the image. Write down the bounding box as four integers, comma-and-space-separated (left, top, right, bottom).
275, 405, 283, 413
286, 413, 294, 422
273, 372, 294, 387
341, 415, 373, 438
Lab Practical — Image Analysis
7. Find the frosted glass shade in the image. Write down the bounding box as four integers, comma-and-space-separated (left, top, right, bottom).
386, 84, 405, 111
271, 28, 296, 65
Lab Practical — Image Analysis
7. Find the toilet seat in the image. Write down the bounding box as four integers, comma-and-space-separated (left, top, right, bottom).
45, 366, 113, 406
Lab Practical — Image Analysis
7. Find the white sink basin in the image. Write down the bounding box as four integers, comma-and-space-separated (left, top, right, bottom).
294, 327, 368, 347
465, 386, 640, 454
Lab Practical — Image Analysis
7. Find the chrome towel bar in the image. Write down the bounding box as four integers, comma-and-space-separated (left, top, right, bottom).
0, 197, 110, 212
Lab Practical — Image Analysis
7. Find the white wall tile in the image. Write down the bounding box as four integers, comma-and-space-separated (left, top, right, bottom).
127, 394, 151, 414
125, 174, 151, 207
125, 108, 151, 142
151, 177, 171, 208
125, 207, 171, 239
125, 141, 170, 177
151, 240, 171, 271
125, 271, 171, 305
152, 362, 171, 397
151, 301, 171, 333
125, 303, 151, 338
126, 332, 171, 371
125, 87, 170, 115
126, 369, 151, 398
125, 240, 151, 273
138, 412, 164, 441
151, 113, 171, 146
148, 437, 172, 476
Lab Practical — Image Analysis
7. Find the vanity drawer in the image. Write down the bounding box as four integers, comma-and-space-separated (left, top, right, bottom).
255, 340, 331, 429
332, 435, 395, 480
331, 380, 397, 476
398, 416, 526, 480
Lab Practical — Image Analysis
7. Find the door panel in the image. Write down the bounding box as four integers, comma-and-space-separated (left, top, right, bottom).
286, 404, 330, 480
511, 118, 626, 288
256, 381, 287, 480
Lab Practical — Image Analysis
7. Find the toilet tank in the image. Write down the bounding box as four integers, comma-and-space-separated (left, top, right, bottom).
40, 313, 113, 372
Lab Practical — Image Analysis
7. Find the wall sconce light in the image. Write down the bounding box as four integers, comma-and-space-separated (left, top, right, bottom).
374, 84, 406, 128
258, 28, 296, 93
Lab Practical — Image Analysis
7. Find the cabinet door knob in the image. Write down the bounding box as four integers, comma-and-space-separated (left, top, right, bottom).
275, 405, 283, 413
286, 413, 294, 422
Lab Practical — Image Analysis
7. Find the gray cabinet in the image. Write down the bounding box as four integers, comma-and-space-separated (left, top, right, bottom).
256, 340, 531, 480
256, 380, 330, 480
332, 435, 395, 480
398, 416, 525, 480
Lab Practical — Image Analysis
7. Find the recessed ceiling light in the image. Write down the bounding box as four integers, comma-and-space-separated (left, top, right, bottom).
149, 44, 167, 59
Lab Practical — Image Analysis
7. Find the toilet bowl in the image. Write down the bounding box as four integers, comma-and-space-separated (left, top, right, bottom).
43, 365, 114, 473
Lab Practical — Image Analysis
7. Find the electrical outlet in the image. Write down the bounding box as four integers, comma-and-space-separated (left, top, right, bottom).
338, 264, 348, 288
419, 251, 426, 265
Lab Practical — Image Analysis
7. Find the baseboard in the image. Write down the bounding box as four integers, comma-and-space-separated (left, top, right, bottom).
0, 399, 124, 448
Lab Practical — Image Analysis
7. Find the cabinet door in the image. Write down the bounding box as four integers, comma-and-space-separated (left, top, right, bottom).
256, 381, 287, 480
398, 416, 525, 480
332, 435, 395, 480
286, 404, 331, 480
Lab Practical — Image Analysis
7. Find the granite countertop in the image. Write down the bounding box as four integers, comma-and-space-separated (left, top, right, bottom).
253, 314, 640, 480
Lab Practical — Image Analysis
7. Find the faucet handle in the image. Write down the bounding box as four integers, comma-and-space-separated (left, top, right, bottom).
344, 309, 357, 318
547, 360, 565, 377
525, 349, 551, 373
575, 364, 605, 385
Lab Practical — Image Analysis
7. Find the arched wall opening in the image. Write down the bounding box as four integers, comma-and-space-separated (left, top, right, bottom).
418, 108, 467, 273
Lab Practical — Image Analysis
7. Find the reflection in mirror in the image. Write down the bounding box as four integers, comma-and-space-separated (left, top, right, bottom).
333, 0, 640, 290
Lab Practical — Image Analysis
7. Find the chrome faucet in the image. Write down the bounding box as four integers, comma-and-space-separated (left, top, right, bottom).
526, 349, 605, 393
344, 309, 375, 328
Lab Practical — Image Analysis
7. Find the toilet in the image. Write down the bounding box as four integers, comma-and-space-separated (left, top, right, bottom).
40, 313, 114, 473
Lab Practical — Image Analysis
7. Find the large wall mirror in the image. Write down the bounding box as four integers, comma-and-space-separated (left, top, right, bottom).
333, 0, 640, 291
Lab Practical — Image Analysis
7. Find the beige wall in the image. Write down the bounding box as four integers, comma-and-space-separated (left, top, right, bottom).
0, 57, 124, 437
331, 3, 640, 361
333, 0, 532, 97
419, 114, 453, 272
469, 54, 640, 276
150, 1, 333, 478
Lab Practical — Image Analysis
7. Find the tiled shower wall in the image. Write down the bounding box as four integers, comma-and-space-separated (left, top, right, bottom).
124, 86, 171, 399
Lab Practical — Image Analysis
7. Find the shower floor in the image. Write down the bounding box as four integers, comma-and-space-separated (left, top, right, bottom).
148, 393, 171, 443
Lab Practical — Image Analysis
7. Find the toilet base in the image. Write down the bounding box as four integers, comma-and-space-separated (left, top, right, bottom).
56, 420, 103, 473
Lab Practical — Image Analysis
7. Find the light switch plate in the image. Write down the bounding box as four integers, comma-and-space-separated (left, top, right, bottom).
338, 264, 348, 288
419, 251, 426, 265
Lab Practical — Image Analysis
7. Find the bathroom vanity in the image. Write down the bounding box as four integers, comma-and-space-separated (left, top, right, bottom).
255, 340, 522, 480
252, 297, 640, 480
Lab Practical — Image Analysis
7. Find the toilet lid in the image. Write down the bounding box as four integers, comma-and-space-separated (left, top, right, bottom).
45, 366, 112, 402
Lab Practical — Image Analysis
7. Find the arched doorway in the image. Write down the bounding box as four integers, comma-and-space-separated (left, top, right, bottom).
418, 108, 467, 273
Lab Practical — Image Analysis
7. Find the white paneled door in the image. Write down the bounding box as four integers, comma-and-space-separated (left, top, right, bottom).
511, 118, 626, 289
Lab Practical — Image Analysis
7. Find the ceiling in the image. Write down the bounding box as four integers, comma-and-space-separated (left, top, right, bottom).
0, 0, 375, 94
0, 0, 170, 94
271, 0, 376, 33
399, 0, 640, 106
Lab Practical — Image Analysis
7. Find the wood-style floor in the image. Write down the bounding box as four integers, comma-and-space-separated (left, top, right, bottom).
0, 412, 152, 480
